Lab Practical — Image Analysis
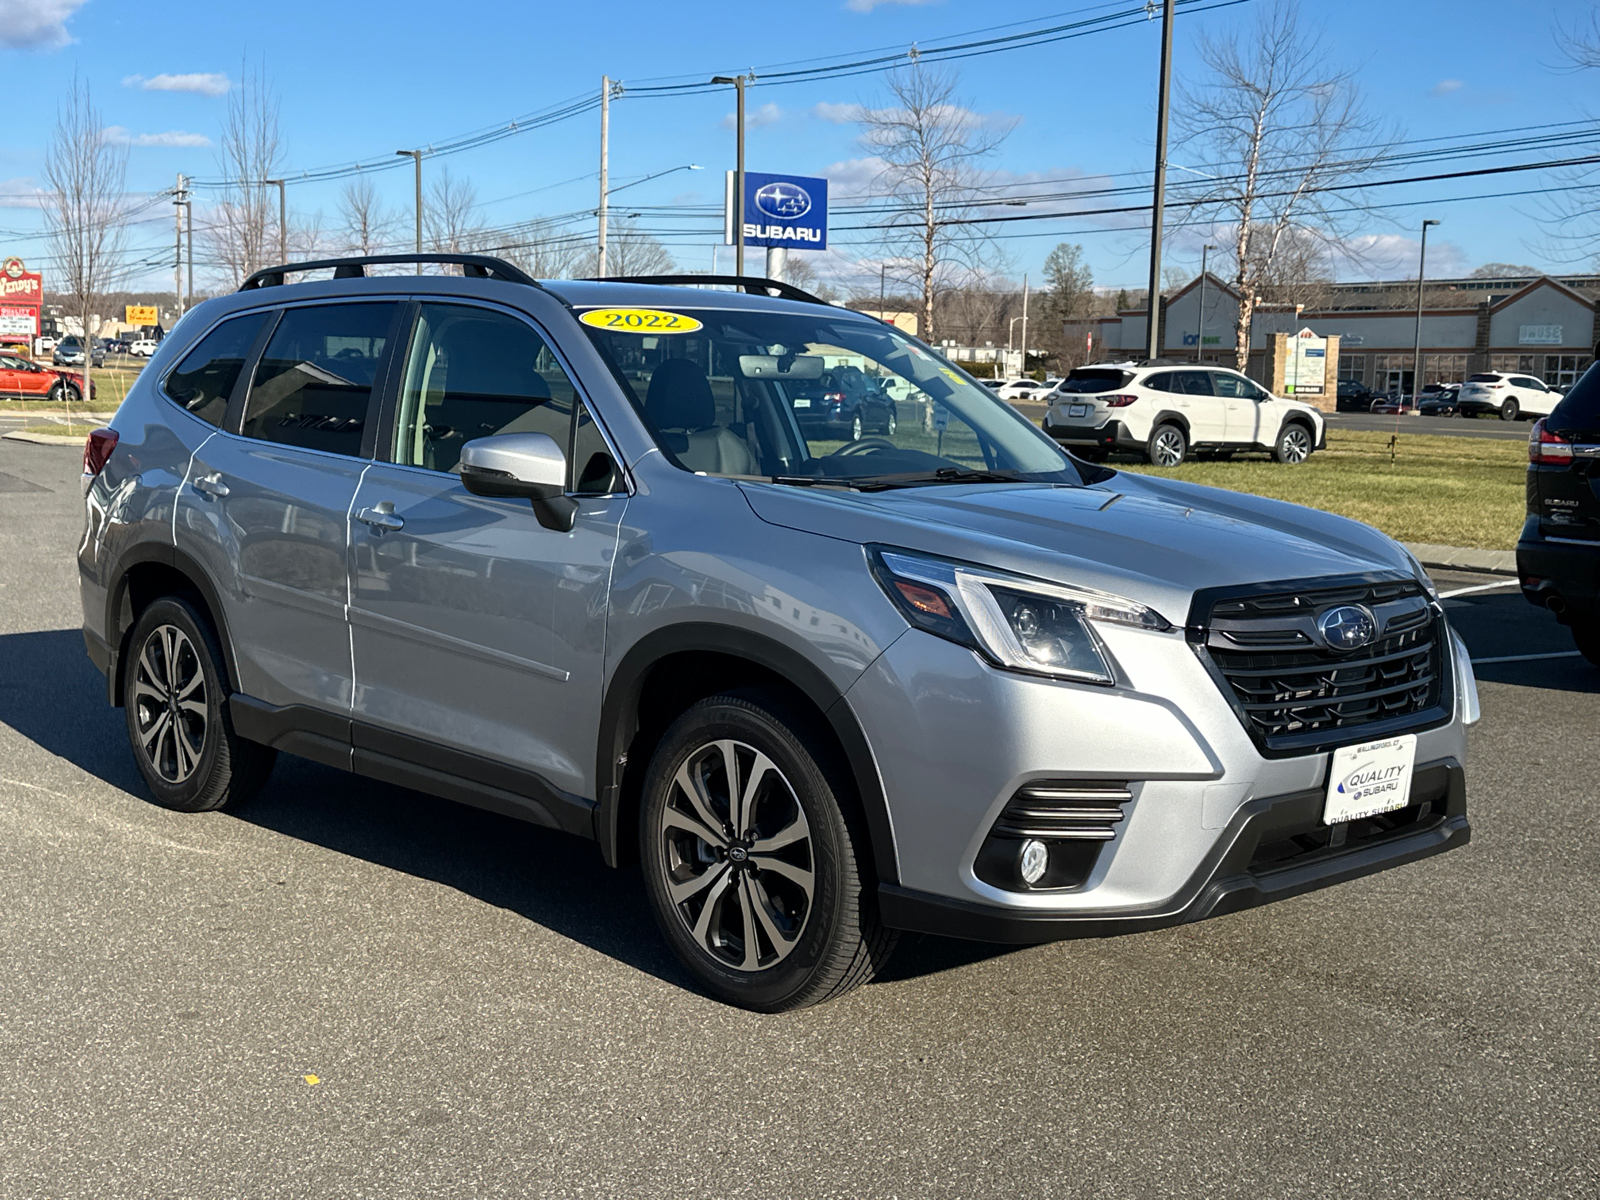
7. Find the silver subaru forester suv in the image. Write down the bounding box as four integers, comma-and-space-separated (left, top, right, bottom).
78, 255, 1478, 1011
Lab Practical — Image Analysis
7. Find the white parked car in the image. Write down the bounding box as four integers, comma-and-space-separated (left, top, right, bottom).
1041, 361, 1325, 466
995, 378, 1053, 401
129, 338, 159, 358
1456, 372, 1559, 421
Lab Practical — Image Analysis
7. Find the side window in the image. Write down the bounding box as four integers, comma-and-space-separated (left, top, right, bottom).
572, 401, 622, 494
1212, 373, 1250, 399
394, 303, 579, 475
241, 303, 396, 455
1143, 372, 1175, 393
1177, 370, 1215, 396
162, 312, 267, 428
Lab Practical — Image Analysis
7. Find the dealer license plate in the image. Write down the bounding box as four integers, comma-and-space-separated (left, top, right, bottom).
1068, 403, 1089, 418
1323, 734, 1417, 825
793, 398, 811, 409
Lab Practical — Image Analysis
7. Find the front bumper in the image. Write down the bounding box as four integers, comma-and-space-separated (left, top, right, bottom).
881, 759, 1468, 942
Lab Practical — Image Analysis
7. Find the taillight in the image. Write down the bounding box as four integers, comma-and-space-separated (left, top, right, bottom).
1102, 394, 1139, 407
83, 427, 118, 478
1530, 418, 1573, 465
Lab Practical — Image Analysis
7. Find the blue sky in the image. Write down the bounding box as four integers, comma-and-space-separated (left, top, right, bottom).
2, 0, 1596, 293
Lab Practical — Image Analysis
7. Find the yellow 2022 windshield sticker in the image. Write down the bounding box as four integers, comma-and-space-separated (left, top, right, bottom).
578, 308, 703, 334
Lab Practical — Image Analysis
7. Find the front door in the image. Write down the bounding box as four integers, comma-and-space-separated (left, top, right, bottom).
347, 301, 627, 802
176, 300, 401, 716
1173, 369, 1226, 443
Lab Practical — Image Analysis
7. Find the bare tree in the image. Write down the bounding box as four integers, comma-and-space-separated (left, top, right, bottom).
1174, 1, 1393, 370
425, 167, 485, 262
206, 61, 283, 287
855, 62, 1015, 343
1539, 12, 1600, 266
493, 217, 592, 280
597, 215, 674, 277
338, 177, 396, 257
43, 75, 127, 425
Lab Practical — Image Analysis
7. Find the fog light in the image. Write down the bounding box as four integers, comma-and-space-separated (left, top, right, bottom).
1019, 839, 1049, 886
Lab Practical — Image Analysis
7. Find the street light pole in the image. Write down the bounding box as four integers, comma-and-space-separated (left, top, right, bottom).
396, 150, 423, 253
1195, 243, 1215, 362
711, 74, 749, 276
263, 179, 286, 264
1144, 0, 1176, 363
598, 75, 611, 276
1411, 219, 1440, 414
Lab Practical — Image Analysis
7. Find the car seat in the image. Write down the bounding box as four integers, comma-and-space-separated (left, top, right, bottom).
644, 358, 755, 475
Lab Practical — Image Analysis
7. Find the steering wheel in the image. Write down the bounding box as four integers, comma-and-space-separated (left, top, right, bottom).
829, 437, 897, 457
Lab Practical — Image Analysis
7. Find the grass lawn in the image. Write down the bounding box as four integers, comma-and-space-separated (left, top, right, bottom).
1116, 429, 1527, 551
20, 423, 101, 438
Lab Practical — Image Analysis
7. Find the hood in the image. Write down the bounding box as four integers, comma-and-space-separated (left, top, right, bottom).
737, 472, 1414, 625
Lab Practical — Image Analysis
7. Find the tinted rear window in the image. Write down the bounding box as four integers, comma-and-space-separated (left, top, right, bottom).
1548, 362, 1600, 433
1465, 374, 1502, 383
1058, 369, 1133, 394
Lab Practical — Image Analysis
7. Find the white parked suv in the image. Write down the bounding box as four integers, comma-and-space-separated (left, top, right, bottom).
129, 338, 159, 358
1042, 362, 1326, 466
994, 378, 1053, 401
1456, 372, 1559, 421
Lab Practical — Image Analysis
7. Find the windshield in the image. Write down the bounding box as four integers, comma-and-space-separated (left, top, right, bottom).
578, 304, 1086, 486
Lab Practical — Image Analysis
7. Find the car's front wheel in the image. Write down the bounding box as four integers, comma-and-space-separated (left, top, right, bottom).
47, 382, 80, 404
1146, 423, 1188, 467
1273, 422, 1314, 464
884, 407, 897, 436
123, 596, 276, 812
849, 413, 864, 442
639, 689, 895, 1012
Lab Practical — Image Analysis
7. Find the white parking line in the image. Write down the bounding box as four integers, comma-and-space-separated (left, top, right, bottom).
1470, 650, 1584, 665
1440, 580, 1520, 599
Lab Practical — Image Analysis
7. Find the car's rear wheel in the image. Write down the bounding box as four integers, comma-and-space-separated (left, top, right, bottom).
1500, 399, 1520, 421
1146, 423, 1188, 467
1273, 423, 1314, 464
1573, 620, 1600, 669
123, 596, 276, 813
639, 688, 895, 1012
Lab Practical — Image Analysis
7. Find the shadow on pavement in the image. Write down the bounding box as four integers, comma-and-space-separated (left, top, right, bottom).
0, 626, 1010, 993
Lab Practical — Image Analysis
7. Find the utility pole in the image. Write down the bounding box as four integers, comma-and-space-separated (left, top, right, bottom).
598, 75, 611, 276
1195, 243, 1215, 362
1411, 219, 1440, 414
396, 150, 423, 252
1144, 0, 1176, 363
185, 196, 194, 312
264, 179, 286, 264
174, 173, 186, 317
1020, 274, 1030, 377
712, 74, 750, 275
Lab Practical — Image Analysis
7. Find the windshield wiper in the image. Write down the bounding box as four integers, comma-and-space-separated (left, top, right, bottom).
768, 468, 1032, 492
768, 475, 868, 490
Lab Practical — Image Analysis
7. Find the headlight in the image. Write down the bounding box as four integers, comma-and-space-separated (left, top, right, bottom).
868, 546, 1171, 685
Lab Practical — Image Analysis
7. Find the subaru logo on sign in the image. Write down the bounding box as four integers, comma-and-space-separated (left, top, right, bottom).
754, 181, 811, 220
1316, 605, 1377, 652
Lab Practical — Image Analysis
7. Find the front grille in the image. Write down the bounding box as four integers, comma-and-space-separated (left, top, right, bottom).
1194, 578, 1451, 755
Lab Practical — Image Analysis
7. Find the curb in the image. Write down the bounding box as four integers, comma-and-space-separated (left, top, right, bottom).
1403, 541, 1517, 576
2, 431, 84, 446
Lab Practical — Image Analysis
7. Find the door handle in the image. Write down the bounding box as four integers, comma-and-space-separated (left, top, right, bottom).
193, 472, 230, 498
356, 505, 405, 533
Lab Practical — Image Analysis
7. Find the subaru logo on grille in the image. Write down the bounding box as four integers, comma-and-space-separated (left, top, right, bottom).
1316, 605, 1377, 651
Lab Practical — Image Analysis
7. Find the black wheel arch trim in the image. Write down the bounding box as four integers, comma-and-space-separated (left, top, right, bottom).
594, 621, 900, 884
102, 542, 243, 709
1149, 410, 1190, 437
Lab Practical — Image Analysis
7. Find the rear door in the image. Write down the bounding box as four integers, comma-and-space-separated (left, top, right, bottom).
176, 300, 403, 721
347, 300, 628, 804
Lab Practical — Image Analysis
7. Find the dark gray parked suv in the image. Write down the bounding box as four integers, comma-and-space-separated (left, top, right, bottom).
78, 255, 1478, 1010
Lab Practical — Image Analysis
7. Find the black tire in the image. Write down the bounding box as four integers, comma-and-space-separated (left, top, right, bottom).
884, 407, 898, 436
1500, 398, 1520, 421
849, 413, 864, 442
1573, 620, 1600, 669
1273, 422, 1315, 464
1146, 422, 1188, 468
638, 688, 896, 1012
123, 596, 276, 813
47, 382, 81, 404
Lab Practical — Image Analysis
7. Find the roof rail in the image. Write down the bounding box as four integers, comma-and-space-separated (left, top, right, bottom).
583, 273, 831, 307
239, 253, 540, 291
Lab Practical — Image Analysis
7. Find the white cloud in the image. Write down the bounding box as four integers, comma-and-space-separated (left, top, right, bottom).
723, 102, 781, 130
1327, 233, 1470, 280
0, 0, 86, 49
0, 177, 47, 208
812, 102, 863, 124
844, 0, 936, 11
103, 126, 212, 148
819, 156, 892, 198
121, 72, 231, 97
1431, 79, 1464, 97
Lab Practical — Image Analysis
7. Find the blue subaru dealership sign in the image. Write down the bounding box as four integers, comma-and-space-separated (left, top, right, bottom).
740, 171, 828, 250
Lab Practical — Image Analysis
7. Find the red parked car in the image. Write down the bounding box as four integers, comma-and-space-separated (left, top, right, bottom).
0, 351, 92, 401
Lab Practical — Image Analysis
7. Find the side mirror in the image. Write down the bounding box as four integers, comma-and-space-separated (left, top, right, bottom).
459, 432, 577, 532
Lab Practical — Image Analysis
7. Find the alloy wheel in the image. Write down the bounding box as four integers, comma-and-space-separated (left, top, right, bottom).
851, 414, 863, 441
657, 739, 815, 972
1280, 427, 1312, 463
1151, 427, 1185, 467
131, 624, 208, 784
886, 410, 897, 435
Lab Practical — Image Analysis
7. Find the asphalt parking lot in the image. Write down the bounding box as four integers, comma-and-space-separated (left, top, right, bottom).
2, 438, 1596, 1199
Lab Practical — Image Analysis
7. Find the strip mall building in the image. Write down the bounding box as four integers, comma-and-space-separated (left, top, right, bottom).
1082, 272, 1600, 395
